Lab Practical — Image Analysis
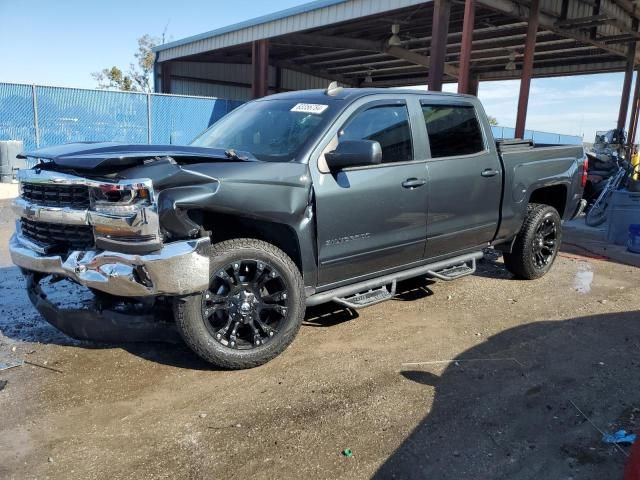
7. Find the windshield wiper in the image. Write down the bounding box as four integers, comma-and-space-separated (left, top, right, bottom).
224, 149, 249, 161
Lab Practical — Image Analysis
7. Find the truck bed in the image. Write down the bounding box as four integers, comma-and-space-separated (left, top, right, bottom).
495, 140, 585, 242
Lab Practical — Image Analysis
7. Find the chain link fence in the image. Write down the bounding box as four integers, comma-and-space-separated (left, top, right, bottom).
0, 82, 244, 167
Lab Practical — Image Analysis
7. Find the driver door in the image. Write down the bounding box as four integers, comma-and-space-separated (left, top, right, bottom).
311, 98, 428, 288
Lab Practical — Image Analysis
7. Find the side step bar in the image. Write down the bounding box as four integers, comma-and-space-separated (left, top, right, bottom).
306, 251, 484, 308
426, 258, 477, 281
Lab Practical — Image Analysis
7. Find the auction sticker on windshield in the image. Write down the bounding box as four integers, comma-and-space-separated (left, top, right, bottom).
291, 103, 329, 114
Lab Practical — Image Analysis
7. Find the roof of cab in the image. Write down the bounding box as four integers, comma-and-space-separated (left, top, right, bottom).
256, 88, 474, 103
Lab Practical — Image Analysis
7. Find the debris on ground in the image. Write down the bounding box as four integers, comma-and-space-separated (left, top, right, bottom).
603, 430, 637, 445
0, 380, 7, 391
0, 360, 23, 371
24, 360, 63, 373
342, 448, 353, 457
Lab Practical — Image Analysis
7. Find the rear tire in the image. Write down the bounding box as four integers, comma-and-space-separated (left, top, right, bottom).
503, 203, 562, 280
174, 238, 305, 369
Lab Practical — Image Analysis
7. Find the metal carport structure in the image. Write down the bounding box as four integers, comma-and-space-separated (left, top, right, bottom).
153, 0, 640, 143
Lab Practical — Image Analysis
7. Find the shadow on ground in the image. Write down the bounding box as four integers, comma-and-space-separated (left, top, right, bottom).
374, 310, 640, 480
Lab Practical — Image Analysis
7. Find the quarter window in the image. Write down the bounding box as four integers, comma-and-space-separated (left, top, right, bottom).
421, 104, 485, 158
339, 104, 413, 163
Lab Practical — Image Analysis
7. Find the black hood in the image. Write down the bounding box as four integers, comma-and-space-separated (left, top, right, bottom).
21, 142, 237, 170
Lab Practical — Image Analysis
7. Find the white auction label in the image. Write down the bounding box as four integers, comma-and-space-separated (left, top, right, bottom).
290, 103, 329, 114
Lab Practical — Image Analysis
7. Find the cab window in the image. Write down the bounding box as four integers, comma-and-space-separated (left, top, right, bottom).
421, 104, 485, 158
339, 104, 413, 163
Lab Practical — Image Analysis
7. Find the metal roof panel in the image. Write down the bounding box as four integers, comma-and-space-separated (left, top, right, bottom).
155, 0, 428, 61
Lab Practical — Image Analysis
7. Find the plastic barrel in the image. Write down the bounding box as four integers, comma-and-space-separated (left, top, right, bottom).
628, 224, 640, 254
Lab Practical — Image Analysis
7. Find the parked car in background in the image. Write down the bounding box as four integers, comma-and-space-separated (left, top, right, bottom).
10, 86, 587, 369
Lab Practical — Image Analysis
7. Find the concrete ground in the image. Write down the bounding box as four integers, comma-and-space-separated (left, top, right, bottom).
0, 183, 18, 200
1, 206, 639, 480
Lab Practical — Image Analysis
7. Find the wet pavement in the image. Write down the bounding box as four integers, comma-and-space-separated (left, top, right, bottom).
1, 206, 639, 479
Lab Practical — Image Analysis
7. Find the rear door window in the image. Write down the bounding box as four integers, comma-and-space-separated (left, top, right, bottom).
421, 104, 485, 158
339, 104, 413, 163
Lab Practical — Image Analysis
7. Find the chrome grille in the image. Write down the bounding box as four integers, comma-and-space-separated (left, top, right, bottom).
21, 182, 90, 209
20, 218, 94, 252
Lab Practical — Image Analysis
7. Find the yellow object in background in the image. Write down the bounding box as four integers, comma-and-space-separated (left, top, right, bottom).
632, 150, 640, 181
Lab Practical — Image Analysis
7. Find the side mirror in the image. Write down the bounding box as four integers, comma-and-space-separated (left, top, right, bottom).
325, 140, 382, 170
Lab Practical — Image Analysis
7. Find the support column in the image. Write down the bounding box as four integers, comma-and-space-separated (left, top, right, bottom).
161, 62, 171, 94
627, 69, 640, 147
468, 75, 479, 97
617, 43, 636, 132
428, 0, 451, 92
515, 0, 540, 139
458, 0, 475, 94
252, 39, 270, 99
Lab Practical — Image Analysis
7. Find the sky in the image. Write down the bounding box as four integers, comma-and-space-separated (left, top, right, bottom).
0, 0, 634, 142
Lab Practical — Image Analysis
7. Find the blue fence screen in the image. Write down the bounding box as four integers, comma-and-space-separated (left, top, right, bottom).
0, 82, 243, 153
491, 125, 583, 145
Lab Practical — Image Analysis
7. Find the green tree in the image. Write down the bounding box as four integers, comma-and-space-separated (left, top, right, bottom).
487, 115, 499, 126
92, 34, 159, 92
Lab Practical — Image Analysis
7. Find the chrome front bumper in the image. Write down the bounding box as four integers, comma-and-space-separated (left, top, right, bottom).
10, 233, 211, 297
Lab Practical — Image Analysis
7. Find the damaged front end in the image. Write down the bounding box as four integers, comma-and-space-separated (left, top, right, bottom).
9, 145, 226, 342
10, 142, 313, 343
24, 272, 180, 343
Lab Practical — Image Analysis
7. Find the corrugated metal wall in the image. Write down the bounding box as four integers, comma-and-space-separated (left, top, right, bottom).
169, 61, 328, 101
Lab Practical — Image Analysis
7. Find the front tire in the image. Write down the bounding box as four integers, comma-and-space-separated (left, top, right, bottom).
503, 203, 562, 280
174, 238, 305, 369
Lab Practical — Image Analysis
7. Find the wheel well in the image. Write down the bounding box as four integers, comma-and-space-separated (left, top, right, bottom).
529, 185, 567, 217
189, 210, 303, 274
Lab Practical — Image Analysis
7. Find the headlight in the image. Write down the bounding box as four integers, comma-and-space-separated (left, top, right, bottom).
92, 182, 152, 216
88, 179, 161, 252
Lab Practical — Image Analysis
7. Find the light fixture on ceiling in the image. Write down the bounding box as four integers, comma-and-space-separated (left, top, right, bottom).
505, 51, 517, 71
364, 69, 373, 83
388, 24, 402, 46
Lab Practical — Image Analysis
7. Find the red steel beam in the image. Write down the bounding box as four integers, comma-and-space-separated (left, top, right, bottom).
515, 0, 540, 139
468, 75, 479, 96
617, 44, 637, 131
628, 69, 640, 146
428, 0, 451, 91
458, 0, 476, 94
252, 39, 270, 99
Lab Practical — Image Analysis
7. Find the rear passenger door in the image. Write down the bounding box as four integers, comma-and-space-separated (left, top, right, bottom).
420, 100, 502, 259
311, 97, 428, 288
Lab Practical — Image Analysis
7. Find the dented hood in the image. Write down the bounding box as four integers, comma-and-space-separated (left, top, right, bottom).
21, 142, 235, 170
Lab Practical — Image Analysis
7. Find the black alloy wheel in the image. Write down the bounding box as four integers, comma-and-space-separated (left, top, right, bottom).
202, 259, 289, 349
531, 217, 558, 269
503, 203, 562, 280
174, 238, 305, 369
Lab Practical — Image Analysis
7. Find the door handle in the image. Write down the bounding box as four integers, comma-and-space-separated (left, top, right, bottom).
402, 178, 427, 189
481, 168, 500, 178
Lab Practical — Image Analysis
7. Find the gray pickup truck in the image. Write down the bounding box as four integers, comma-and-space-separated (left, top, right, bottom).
10, 87, 587, 369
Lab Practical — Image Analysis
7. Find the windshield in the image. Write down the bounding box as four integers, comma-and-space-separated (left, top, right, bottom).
190, 99, 333, 162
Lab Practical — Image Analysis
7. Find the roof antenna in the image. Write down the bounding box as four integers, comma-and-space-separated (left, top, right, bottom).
326, 81, 343, 96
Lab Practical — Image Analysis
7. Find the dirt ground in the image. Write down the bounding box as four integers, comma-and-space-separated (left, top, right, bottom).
1, 202, 640, 480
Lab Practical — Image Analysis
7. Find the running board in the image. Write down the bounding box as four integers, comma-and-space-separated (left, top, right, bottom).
306, 251, 484, 308
333, 281, 396, 309
426, 259, 477, 281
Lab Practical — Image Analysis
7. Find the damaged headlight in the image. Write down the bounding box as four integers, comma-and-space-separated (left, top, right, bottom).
92, 182, 153, 216
88, 179, 161, 252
